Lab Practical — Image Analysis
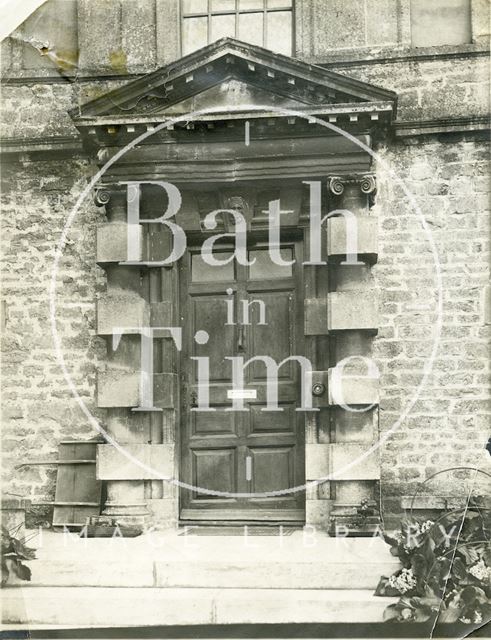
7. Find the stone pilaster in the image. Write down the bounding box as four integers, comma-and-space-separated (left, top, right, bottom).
94, 185, 179, 529
327, 175, 380, 535
304, 175, 380, 535
94, 186, 150, 527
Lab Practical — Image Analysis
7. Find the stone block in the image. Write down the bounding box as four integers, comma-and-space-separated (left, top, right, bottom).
328, 368, 379, 406
335, 480, 374, 505
330, 444, 380, 481
97, 292, 149, 335
156, 0, 180, 65
154, 555, 399, 590
97, 370, 140, 408
332, 407, 377, 443
305, 499, 332, 527
30, 559, 154, 587
2, 587, 214, 626
78, 0, 124, 73
97, 370, 176, 409
1, 497, 30, 540
328, 291, 378, 332
97, 368, 176, 409
311, 0, 365, 53
121, 0, 157, 73
1, 585, 397, 627
327, 216, 378, 263
96, 222, 143, 264
154, 373, 177, 409
150, 302, 174, 326
366, 0, 398, 45
304, 298, 327, 335
307, 445, 379, 481
97, 444, 174, 480
147, 498, 177, 528
306, 444, 330, 480
471, 0, 490, 44
400, 496, 446, 510
482, 284, 491, 325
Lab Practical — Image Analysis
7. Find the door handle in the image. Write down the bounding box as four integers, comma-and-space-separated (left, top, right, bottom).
312, 382, 326, 396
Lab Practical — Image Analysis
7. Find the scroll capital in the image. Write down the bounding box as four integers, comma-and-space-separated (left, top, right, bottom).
93, 188, 112, 208
360, 174, 377, 196
327, 176, 345, 196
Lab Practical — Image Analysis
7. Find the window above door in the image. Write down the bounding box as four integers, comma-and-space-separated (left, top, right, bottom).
410, 0, 472, 47
181, 0, 293, 57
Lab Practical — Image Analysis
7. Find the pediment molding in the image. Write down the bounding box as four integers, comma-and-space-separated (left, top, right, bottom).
70, 38, 397, 133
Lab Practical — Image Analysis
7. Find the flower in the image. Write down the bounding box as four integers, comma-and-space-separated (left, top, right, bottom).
420, 520, 435, 533
387, 568, 418, 594
377, 509, 491, 626
469, 560, 491, 583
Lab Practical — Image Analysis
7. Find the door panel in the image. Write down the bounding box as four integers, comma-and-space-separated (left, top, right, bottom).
193, 407, 236, 436
191, 252, 235, 282
248, 248, 293, 280
192, 294, 235, 382
180, 239, 305, 522
249, 447, 294, 494
248, 291, 294, 381
192, 448, 237, 498
249, 402, 296, 434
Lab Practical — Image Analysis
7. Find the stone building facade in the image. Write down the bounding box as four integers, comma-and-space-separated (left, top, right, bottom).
1, 0, 490, 531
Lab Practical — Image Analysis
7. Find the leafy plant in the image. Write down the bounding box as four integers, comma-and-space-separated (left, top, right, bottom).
1, 525, 36, 585
374, 507, 491, 626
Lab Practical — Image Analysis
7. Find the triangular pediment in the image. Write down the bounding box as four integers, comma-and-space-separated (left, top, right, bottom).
70, 38, 397, 126
150, 79, 312, 115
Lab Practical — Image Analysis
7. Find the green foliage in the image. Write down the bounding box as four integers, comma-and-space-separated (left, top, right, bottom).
375, 508, 491, 626
1, 525, 36, 585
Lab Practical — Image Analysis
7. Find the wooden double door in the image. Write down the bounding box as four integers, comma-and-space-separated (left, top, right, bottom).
179, 238, 305, 523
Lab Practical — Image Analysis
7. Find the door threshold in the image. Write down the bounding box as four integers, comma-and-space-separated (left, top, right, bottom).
178, 520, 305, 528
180, 508, 305, 522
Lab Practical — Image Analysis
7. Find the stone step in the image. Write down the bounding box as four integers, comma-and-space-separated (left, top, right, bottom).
23, 530, 400, 590
27, 556, 398, 589
2, 587, 395, 627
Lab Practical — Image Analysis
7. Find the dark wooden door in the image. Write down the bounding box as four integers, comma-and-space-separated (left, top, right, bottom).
179, 239, 305, 522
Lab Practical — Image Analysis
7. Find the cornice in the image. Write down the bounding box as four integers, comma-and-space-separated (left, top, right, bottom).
312, 43, 490, 69
1, 115, 488, 161
0, 136, 85, 159
2, 44, 488, 86
394, 115, 490, 138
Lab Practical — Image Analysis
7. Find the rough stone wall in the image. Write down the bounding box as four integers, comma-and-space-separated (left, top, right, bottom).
373, 136, 491, 519
1, 158, 105, 523
335, 54, 490, 123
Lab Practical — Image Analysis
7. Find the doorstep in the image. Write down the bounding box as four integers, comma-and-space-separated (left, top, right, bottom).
2, 587, 395, 627
2, 529, 399, 627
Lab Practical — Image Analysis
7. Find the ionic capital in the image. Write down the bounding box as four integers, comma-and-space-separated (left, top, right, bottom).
327, 174, 377, 205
